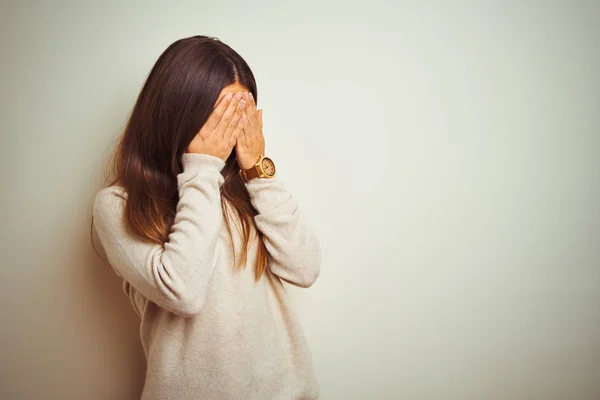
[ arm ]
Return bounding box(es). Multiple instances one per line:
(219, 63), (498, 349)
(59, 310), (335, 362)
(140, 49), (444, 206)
(92, 153), (225, 317)
(245, 175), (322, 287)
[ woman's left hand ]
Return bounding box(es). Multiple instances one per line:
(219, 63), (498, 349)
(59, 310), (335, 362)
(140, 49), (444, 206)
(236, 92), (265, 170)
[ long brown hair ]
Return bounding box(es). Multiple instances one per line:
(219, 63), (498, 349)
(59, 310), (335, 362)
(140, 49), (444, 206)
(91, 35), (269, 281)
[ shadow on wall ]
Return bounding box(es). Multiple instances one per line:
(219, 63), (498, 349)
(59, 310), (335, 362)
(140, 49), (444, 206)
(84, 215), (146, 398)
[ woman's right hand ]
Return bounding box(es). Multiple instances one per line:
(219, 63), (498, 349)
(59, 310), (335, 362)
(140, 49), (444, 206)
(186, 91), (248, 161)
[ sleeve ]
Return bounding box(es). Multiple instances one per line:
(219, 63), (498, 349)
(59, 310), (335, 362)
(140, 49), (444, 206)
(92, 152), (226, 317)
(245, 174), (322, 288)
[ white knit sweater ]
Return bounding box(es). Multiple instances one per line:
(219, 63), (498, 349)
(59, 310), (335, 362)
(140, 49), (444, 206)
(92, 152), (321, 399)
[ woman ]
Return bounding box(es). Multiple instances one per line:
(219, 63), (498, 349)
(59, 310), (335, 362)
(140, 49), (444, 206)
(91, 35), (321, 399)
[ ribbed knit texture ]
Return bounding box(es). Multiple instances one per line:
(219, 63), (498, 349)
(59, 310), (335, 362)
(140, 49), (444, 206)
(92, 152), (321, 399)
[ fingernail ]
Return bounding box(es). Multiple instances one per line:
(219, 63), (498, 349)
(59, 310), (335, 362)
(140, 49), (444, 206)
(234, 92), (242, 100)
(225, 93), (233, 100)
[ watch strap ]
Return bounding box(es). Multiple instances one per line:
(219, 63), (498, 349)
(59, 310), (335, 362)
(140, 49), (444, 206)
(240, 154), (275, 182)
(244, 165), (261, 181)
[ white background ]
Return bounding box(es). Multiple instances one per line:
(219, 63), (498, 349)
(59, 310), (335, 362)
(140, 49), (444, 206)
(1, 1), (599, 399)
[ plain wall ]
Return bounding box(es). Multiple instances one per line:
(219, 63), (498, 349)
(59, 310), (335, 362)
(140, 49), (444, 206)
(1, 1), (599, 399)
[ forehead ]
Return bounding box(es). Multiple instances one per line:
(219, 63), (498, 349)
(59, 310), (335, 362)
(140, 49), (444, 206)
(220, 82), (249, 95)
(215, 82), (251, 105)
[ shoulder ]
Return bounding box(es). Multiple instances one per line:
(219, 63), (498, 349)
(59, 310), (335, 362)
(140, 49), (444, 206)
(91, 186), (129, 261)
(93, 185), (128, 222)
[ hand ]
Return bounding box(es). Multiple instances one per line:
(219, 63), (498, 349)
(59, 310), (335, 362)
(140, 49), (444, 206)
(236, 92), (265, 170)
(186, 92), (248, 161)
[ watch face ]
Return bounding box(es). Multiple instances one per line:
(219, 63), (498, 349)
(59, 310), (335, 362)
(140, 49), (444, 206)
(261, 157), (276, 176)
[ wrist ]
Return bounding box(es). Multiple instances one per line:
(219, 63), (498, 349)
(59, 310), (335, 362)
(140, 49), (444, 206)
(238, 154), (262, 170)
(239, 154), (276, 182)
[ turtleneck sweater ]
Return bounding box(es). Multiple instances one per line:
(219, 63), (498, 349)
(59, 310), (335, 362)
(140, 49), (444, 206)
(92, 152), (321, 400)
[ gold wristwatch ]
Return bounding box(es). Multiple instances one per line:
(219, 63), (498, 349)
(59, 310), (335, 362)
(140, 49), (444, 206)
(239, 154), (276, 182)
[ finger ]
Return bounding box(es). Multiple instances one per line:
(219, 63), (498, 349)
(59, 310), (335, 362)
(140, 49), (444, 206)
(224, 102), (245, 141)
(204, 92), (233, 133)
(248, 94), (262, 132)
(228, 115), (247, 147)
(216, 92), (244, 138)
(226, 94), (248, 137)
(244, 92), (258, 124)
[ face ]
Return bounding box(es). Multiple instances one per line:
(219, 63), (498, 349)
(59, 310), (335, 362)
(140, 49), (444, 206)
(215, 82), (251, 156)
(215, 82), (251, 111)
